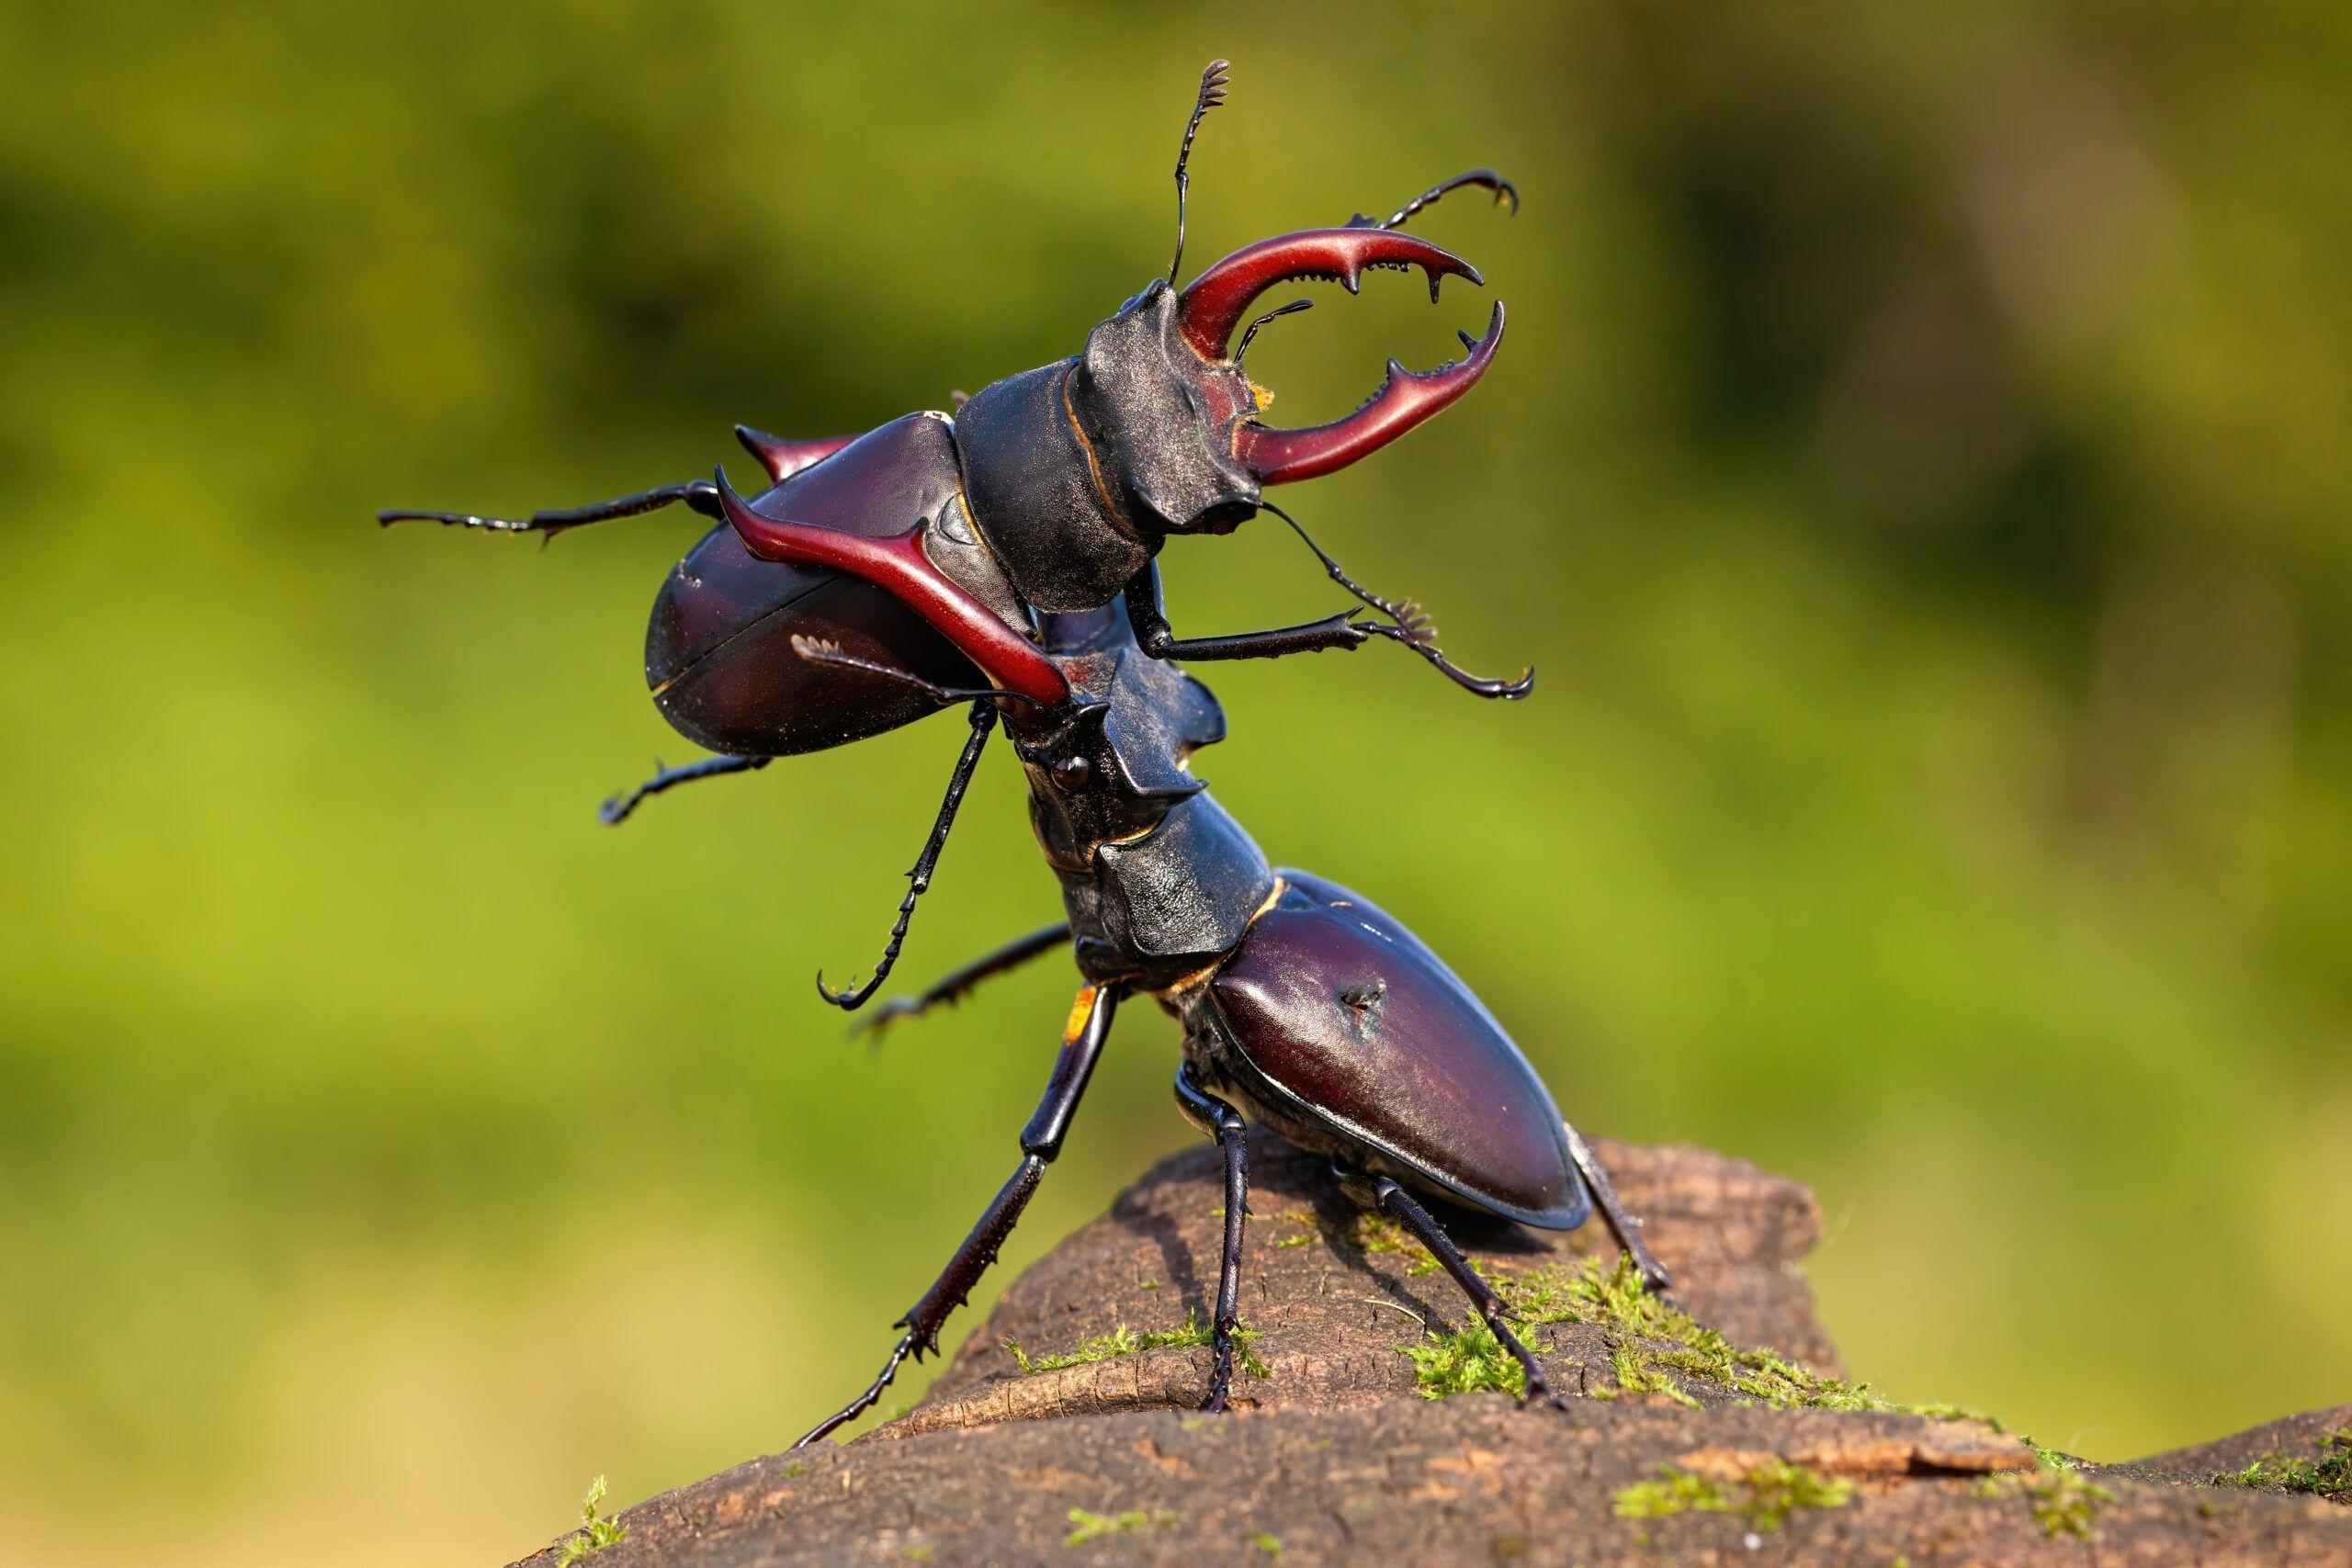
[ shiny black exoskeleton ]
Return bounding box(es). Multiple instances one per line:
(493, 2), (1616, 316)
(775, 604), (1669, 1446)
(379, 61), (1663, 1443)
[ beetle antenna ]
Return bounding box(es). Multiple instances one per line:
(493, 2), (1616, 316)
(789, 635), (1051, 709)
(817, 701), (998, 1011)
(1261, 500), (1534, 700)
(1166, 58), (1231, 288)
(1233, 299), (1312, 368)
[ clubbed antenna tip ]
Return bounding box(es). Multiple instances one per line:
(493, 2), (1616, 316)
(1168, 59), (1234, 288)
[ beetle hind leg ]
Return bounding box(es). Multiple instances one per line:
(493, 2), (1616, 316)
(1563, 1121), (1673, 1294)
(1365, 1173), (1566, 1411)
(1173, 1066), (1250, 1413)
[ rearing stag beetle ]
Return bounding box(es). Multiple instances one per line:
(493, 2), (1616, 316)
(382, 61), (1528, 1007)
(384, 62), (1668, 1439)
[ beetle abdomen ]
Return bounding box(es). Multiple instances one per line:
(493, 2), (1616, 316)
(647, 412), (1012, 756)
(1195, 870), (1589, 1231)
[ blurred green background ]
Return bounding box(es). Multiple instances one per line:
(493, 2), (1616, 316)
(5, 2), (2348, 1562)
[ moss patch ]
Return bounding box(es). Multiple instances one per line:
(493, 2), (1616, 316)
(2213, 1425), (2350, 1503)
(1399, 1324), (1526, 1400)
(1976, 1470), (2115, 1539)
(1612, 1466), (1731, 1519)
(1064, 1507), (1175, 1546)
(1497, 1255), (2054, 1458)
(1613, 1459), (1854, 1533)
(1347, 1213), (1441, 1275)
(1008, 1309), (1267, 1380)
(554, 1475), (628, 1567)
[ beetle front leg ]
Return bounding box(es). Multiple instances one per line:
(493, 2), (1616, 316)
(793, 985), (1122, 1448)
(1124, 561), (1372, 664)
(852, 921), (1073, 1045)
(815, 702), (999, 1012)
(378, 479), (721, 539)
(1262, 502), (1534, 699)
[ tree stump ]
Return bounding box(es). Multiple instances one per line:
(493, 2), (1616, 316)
(514, 1138), (2352, 1566)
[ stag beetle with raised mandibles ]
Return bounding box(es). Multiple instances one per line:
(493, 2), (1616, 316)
(381, 62), (1528, 1009)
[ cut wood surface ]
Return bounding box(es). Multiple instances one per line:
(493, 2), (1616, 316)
(514, 1138), (2351, 1566)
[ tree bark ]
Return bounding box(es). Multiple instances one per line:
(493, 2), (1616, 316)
(513, 1137), (2351, 1566)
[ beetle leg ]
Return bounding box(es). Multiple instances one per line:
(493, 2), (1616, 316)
(794, 986), (1123, 1448)
(1369, 1175), (1567, 1412)
(377, 479), (719, 540)
(598, 752), (770, 827)
(1346, 168), (1520, 232)
(1563, 1122), (1673, 1294)
(1124, 560), (1373, 664)
(816, 703), (998, 1012)
(852, 921), (1073, 1045)
(1173, 1067), (1251, 1413)
(1260, 501), (1534, 699)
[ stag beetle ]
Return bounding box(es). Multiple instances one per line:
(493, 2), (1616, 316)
(382, 62), (1528, 1008)
(767, 601), (1671, 1444)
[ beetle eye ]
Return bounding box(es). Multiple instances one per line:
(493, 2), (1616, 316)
(1051, 755), (1093, 791)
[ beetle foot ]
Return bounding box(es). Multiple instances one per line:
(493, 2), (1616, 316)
(1203, 1330), (1240, 1414)
(1522, 1371), (1573, 1415)
(1361, 617), (1535, 700)
(847, 995), (926, 1048)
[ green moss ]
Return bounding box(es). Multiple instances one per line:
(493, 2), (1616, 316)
(1006, 1309), (1266, 1379)
(1064, 1507), (1174, 1546)
(2025, 1470), (2114, 1539)
(1743, 1459), (1860, 1532)
(1250, 1531), (1283, 1556)
(1973, 1471), (2115, 1538)
(1346, 1213), (1441, 1275)
(554, 1475), (628, 1567)
(1498, 1254), (2051, 1456)
(780, 1462), (805, 1480)
(1612, 1461), (1852, 1533)
(2214, 1425), (2350, 1502)
(1613, 1466), (1733, 1519)
(1399, 1324), (1525, 1400)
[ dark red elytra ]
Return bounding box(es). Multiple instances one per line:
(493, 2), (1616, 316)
(1202, 869), (1588, 1230)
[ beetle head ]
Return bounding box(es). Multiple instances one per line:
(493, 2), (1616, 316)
(1068, 228), (1505, 537)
